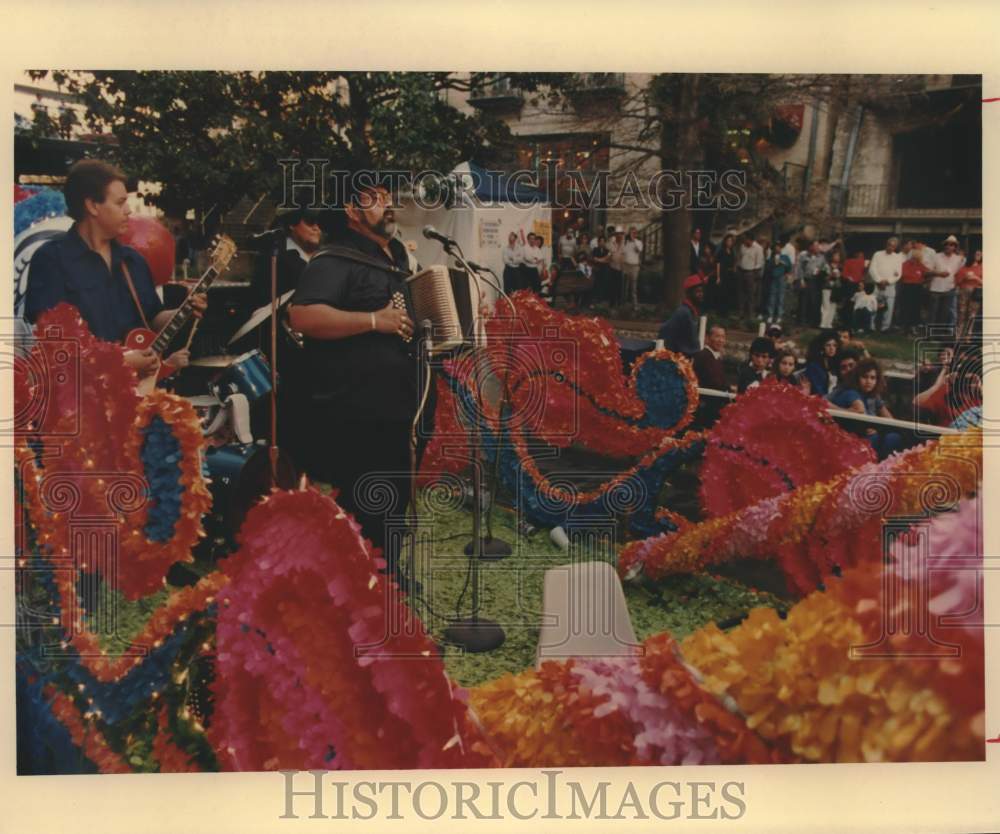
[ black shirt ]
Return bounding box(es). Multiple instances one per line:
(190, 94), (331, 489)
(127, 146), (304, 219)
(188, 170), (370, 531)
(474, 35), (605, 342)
(291, 229), (418, 420)
(256, 246), (308, 305)
(25, 225), (163, 342)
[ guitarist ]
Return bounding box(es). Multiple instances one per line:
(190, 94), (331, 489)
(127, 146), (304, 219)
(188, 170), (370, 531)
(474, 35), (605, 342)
(24, 160), (207, 381)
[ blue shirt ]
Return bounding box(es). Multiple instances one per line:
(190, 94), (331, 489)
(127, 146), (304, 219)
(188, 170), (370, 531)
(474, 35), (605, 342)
(764, 253), (792, 281)
(25, 225), (163, 343)
(803, 360), (834, 396)
(829, 387), (884, 416)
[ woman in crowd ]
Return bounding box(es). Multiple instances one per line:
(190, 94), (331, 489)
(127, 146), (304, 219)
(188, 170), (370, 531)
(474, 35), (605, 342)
(802, 330), (840, 397)
(913, 346), (982, 427)
(820, 250), (842, 328)
(699, 241), (718, 310)
(590, 234), (611, 304)
(715, 233), (737, 317)
(829, 357), (903, 460)
(956, 248), (983, 337)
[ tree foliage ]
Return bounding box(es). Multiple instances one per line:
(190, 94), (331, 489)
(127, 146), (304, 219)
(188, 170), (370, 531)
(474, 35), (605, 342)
(25, 70), (519, 216)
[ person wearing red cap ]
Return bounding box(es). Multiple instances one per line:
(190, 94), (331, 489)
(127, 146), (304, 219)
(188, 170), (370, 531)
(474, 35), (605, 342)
(658, 274), (704, 357)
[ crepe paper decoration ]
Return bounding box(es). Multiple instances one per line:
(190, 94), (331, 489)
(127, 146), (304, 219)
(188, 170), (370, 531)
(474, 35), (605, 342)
(619, 429), (982, 595)
(16, 305), (212, 600)
(700, 383), (875, 519)
(209, 488), (497, 771)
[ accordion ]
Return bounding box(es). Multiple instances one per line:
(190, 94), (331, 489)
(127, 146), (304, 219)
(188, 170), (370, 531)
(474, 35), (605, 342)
(398, 265), (478, 355)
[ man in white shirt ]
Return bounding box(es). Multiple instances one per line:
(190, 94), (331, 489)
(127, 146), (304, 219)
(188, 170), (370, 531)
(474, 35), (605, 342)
(522, 233), (545, 293)
(502, 230), (524, 293)
(926, 234), (964, 327)
(557, 228), (578, 268)
(867, 236), (904, 331)
(608, 226), (626, 306)
(736, 232), (765, 320)
(622, 226), (644, 310)
(780, 236), (797, 272)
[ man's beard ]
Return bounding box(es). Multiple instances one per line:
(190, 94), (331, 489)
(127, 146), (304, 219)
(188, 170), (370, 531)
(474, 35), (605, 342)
(356, 214), (390, 238)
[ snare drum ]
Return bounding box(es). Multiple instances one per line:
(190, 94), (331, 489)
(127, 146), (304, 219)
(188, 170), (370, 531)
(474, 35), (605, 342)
(209, 349), (273, 403)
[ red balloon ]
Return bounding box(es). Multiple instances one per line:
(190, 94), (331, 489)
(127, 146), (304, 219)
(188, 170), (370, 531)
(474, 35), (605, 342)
(118, 216), (175, 286)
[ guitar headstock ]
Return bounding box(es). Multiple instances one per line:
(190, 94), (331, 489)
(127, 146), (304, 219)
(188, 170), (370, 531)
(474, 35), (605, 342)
(208, 235), (238, 273)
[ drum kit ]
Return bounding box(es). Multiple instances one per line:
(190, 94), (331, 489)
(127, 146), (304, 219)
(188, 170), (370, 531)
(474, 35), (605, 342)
(178, 287), (299, 557)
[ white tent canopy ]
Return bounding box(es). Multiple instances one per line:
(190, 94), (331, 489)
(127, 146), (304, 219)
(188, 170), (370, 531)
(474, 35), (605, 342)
(394, 162), (550, 306)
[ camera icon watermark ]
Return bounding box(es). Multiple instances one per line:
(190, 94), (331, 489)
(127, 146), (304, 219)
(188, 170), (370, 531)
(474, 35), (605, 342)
(5, 321), (82, 439)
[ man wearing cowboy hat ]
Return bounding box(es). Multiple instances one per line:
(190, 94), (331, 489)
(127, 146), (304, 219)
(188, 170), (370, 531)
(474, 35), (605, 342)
(658, 274), (704, 357)
(925, 234), (965, 328)
(265, 205), (324, 298)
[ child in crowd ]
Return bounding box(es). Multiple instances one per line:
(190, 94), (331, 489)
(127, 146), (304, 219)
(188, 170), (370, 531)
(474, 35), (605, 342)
(852, 283), (878, 332)
(737, 336), (774, 393)
(767, 347), (802, 388)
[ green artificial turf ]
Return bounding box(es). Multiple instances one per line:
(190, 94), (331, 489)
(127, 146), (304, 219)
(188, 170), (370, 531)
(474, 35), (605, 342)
(403, 499), (784, 688)
(71, 464), (785, 693)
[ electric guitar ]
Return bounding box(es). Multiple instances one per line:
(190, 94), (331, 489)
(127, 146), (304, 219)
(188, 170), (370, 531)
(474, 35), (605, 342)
(127, 234), (237, 396)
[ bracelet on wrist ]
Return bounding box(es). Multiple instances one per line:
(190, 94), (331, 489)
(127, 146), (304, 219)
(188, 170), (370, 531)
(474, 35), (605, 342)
(370, 312), (376, 331)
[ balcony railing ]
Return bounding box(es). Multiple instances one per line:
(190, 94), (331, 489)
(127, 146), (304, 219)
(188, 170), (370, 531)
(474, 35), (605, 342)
(468, 74), (523, 109)
(567, 73), (627, 112)
(830, 183), (981, 219)
(575, 72), (626, 92)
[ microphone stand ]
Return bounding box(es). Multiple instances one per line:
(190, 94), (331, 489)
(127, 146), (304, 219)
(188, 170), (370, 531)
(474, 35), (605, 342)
(252, 227), (287, 486)
(443, 243), (512, 561)
(434, 241), (507, 653)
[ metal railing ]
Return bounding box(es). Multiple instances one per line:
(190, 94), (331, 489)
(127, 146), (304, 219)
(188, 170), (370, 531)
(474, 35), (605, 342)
(830, 183), (981, 218)
(575, 72), (626, 91)
(697, 388), (959, 436)
(469, 73), (522, 101)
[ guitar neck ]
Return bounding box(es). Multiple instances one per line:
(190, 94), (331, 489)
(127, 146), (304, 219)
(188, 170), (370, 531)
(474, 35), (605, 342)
(151, 266), (220, 355)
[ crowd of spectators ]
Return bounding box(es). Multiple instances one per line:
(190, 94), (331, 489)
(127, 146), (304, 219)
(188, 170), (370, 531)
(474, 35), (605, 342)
(693, 229), (982, 336)
(682, 322), (982, 459)
(505, 221), (981, 341)
(502, 221), (645, 310)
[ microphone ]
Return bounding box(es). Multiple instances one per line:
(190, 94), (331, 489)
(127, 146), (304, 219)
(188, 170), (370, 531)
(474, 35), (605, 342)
(423, 225), (457, 248)
(250, 228), (286, 241)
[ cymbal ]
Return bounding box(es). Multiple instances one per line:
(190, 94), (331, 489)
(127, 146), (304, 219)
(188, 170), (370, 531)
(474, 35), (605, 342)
(191, 355), (237, 368)
(228, 290), (295, 344)
(186, 394), (224, 407)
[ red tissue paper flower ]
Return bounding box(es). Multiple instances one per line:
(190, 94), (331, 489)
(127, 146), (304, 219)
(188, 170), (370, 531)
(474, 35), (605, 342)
(209, 488), (497, 771)
(16, 305), (211, 599)
(700, 383), (874, 519)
